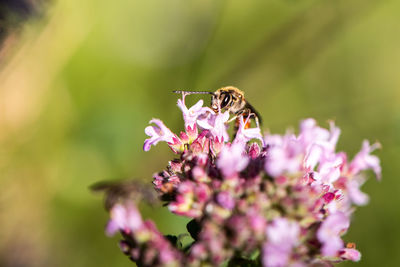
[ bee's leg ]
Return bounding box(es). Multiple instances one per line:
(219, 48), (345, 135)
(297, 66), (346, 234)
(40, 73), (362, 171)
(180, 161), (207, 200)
(244, 112), (253, 126)
(227, 114), (238, 124)
(231, 114), (241, 140)
(253, 114), (260, 128)
(231, 109), (248, 123)
(242, 109), (260, 128)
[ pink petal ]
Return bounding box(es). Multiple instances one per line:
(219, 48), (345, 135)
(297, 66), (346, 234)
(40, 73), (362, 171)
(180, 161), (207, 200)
(217, 143), (249, 177)
(350, 140), (381, 180)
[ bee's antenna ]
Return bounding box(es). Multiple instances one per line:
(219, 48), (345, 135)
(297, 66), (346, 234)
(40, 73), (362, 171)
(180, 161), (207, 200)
(173, 90), (215, 96)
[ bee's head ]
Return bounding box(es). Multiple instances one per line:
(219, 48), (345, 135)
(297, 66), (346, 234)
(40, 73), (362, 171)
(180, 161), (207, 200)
(211, 86), (244, 113)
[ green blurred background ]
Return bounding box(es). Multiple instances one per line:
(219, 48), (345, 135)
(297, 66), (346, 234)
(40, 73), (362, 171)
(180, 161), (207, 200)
(0, 0), (399, 266)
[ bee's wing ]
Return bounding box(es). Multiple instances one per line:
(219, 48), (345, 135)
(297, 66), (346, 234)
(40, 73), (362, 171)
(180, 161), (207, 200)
(90, 179), (158, 210)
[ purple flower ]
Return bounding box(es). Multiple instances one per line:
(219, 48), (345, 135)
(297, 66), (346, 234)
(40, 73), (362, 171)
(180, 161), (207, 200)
(216, 191), (235, 210)
(299, 119), (339, 149)
(303, 120), (339, 168)
(347, 177), (369, 206)
(197, 110), (230, 143)
(233, 116), (264, 145)
(263, 218), (300, 267)
(349, 140), (381, 180)
(177, 98), (204, 127)
(106, 203), (143, 236)
(168, 181), (210, 218)
(317, 212), (349, 257)
(177, 98), (213, 142)
(315, 154), (343, 184)
(248, 142), (261, 159)
(302, 120), (340, 170)
(264, 133), (302, 177)
(217, 143), (249, 178)
(190, 130), (210, 155)
(143, 119), (183, 152)
(114, 218), (183, 266)
(339, 247), (361, 262)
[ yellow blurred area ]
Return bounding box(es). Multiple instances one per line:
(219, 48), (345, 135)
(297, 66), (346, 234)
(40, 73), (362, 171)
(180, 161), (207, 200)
(0, 0), (399, 266)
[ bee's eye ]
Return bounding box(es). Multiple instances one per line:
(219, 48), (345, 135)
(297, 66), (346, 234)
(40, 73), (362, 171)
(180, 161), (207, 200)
(221, 94), (231, 108)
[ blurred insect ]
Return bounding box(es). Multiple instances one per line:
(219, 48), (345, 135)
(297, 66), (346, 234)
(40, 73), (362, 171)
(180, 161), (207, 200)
(173, 86), (262, 129)
(90, 179), (158, 211)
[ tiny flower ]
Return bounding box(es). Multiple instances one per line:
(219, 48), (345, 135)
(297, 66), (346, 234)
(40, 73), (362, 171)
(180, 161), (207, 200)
(196, 221), (230, 265)
(347, 177), (369, 206)
(226, 215), (249, 247)
(179, 131), (190, 143)
(322, 192), (335, 204)
(303, 120), (340, 170)
(217, 143), (249, 178)
(339, 247), (361, 262)
(316, 155), (343, 184)
(106, 203), (143, 236)
(264, 133), (302, 177)
(299, 119), (331, 149)
(349, 140), (381, 180)
(192, 166), (209, 182)
(190, 130), (210, 155)
(169, 160), (183, 173)
(248, 142), (261, 159)
(263, 218), (300, 267)
(233, 116), (264, 146)
(317, 212), (349, 257)
(177, 98), (203, 127)
(169, 181), (210, 217)
(143, 119), (183, 152)
(197, 110), (230, 143)
(216, 191), (235, 210)
(177, 98), (213, 142)
(249, 213), (267, 237)
(211, 135), (224, 155)
(189, 243), (207, 261)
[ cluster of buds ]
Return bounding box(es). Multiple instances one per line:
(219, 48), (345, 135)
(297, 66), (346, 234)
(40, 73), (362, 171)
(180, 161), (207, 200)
(104, 94), (381, 267)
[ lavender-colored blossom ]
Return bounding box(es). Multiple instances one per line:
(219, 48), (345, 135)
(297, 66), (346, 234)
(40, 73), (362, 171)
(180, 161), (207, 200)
(168, 181), (210, 218)
(339, 247), (361, 261)
(317, 211), (350, 257)
(299, 119), (332, 148)
(233, 116), (264, 145)
(216, 191), (235, 210)
(350, 140), (382, 180)
(347, 177), (369, 205)
(106, 203), (143, 236)
(316, 154), (343, 184)
(177, 98), (213, 142)
(302, 120), (340, 170)
(197, 110), (230, 143)
(143, 119), (183, 152)
(217, 143), (249, 178)
(99, 92), (381, 267)
(190, 130), (210, 156)
(263, 218), (300, 267)
(264, 133), (302, 177)
(177, 98), (204, 127)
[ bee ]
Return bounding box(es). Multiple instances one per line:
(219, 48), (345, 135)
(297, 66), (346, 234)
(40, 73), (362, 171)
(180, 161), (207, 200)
(173, 86), (262, 129)
(90, 179), (158, 211)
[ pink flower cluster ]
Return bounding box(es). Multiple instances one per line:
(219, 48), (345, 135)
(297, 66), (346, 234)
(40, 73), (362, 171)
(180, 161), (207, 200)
(105, 94), (381, 267)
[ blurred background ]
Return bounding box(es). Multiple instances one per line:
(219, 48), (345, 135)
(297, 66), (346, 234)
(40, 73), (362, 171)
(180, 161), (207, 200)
(0, 0), (399, 266)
